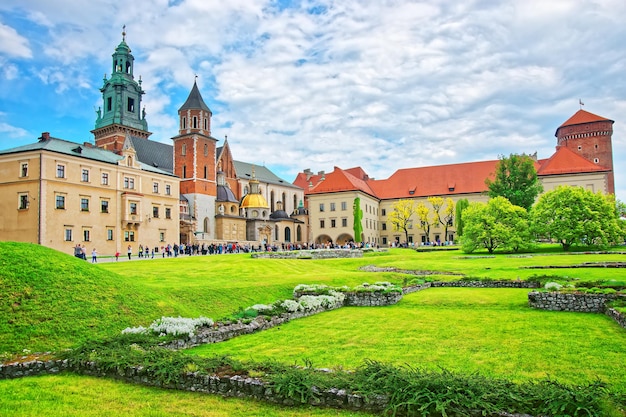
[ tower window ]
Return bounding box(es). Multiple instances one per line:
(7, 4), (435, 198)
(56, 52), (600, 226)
(594, 158), (599, 164)
(181, 144), (186, 156)
(182, 117), (186, 129)
(204, 144), (208, 156)
(107, 97), (112, 112)
(127, 98), (135, 113)
(193, 116), (197, 129)
(182, 165), (187, 178)
(204, 118), (208, 130)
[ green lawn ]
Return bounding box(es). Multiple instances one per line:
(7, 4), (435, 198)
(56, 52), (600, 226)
(188, 288), (626, 390)
(1, 242), (625, 416)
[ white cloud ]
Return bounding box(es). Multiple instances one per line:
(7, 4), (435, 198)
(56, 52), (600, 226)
(0, 21), (31, 58)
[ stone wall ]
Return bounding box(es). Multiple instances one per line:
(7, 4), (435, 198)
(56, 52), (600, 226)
(432, 281), (540, 289)
(252, 249), (363, 259)
(606, 308), (626, 329)
(343, 291), (402, 307)
(527, 291), (620, 313)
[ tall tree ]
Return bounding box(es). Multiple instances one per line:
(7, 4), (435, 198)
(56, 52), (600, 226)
(461, 197), (532, 254)
(531, 186), (625, 250)
(485, 153), (543, 210)
(353, 197), (364, 243)
(416, 202), (432, 243)
(388, 199), (417, 244)
(429, 196), (455, 242)
(455, 198), (470, 237)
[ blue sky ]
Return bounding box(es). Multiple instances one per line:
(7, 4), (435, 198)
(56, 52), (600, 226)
(1, 0), (625, 202)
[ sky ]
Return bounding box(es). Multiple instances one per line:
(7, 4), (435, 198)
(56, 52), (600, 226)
(1, 0), (625, 202)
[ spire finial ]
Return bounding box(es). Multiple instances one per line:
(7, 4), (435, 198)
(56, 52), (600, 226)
(122, 25), (126, 41)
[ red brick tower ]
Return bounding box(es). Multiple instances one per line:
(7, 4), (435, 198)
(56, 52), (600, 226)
(172, 81), (218, 240)
(555, 109), (615, 194)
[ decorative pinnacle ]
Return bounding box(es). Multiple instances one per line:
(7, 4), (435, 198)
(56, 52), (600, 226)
(122, 25), (126, 41)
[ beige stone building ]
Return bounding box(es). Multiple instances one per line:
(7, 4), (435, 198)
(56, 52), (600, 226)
(294, 109), (616, 247)
(0, 133), (180, 256)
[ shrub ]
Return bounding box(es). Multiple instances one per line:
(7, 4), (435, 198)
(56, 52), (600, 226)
(122, 316), (213, 338)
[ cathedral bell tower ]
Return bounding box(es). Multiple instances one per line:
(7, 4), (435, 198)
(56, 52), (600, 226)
(172, 80), (219, 241)
(92, 27), (151, 152)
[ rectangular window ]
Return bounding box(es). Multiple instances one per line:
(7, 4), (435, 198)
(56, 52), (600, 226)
(129, 202), (137, 215)
(152, 206), (159, 218)
(330, 202), (336, 211)
(381, 209), (386, 216)
(65, 229), (73, 242)
(83, 229), (90, 242)
(124, 231), (135, 242)
(319, 203), (325, 212)
(80, 198), (89, 212)
(320, 219), (325, 228)
(165, 184), (171, 195)
(341, 218), (347, 227)
(127, 97), (135, 112)
(341, 201), (347, 211)
(106, 97), (112, 112)
(331, 219), (336, 228)
(124, 177), (135, 189)
(101, 200), (109, 213)
(20, 163), (28, 177)
(107, 229), (114, 241)
(101, 172), (109, 185)
(165, 207), (171, 219)
(56, 164), (65, 178)
(382, 237), (387, 245)
(81, 169), (89, 182)
(181, 144), (187, 156)
(56, 195), (65, 209)
(153, 182), (159, 193)
(18, 194), (29, 210)
(159, 232), (165, 242)
(382, 223), (387, 231)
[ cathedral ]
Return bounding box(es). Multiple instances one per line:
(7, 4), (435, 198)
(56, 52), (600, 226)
(0, 31), (307, 255)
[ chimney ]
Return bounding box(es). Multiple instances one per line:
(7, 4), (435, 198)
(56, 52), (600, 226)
(39, 132), (50, 141)
(304, 168), (313, 181)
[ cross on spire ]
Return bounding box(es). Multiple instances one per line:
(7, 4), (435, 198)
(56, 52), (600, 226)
(122, 25), (126, 41)
(579, 98), (585, 109)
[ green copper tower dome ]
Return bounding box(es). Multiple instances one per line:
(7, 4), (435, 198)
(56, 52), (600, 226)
(94, 27), (148, 132)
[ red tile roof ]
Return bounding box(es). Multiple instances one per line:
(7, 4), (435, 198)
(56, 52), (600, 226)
(537, 146), (609, 175)
(304, 166), (377, 196)
(558, 109), (613, 129)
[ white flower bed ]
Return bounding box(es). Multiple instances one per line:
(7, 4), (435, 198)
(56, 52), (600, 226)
(122, 316), (213, 338)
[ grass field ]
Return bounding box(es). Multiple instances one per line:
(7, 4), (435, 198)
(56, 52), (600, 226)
(1, 241), (625, 415)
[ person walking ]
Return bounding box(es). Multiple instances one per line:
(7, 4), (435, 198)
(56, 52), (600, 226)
(91, 248), (97, 263)
(127, 244), (132, 260)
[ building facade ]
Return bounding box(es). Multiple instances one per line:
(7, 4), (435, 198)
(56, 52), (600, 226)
(294, 109), (615, 247)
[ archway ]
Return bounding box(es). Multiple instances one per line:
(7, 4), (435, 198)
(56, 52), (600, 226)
(315, 234), (333, 245)
(336, 233), (354, 245)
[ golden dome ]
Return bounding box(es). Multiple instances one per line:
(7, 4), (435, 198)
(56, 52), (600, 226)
(240, 193), (268, 209)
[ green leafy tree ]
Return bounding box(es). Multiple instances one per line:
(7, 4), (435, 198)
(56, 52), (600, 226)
(531, 186), (625, 251)
(353, 197), (364, 243)
(455, 198), (470, 237)
(485, 154), (543, 210)
(388, 199), (417, 244)
(416, 202), (432, 243)
(429, 197), (455, 242)
(461, 197), (532, 254)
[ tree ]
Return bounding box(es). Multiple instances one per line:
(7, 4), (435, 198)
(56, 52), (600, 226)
(461, 197), (532, 253)
(416, 202), (432, 243)
(429, 196), (455, 242)
(455, 198), (470, 237)
(388, 199), (417, 244)
(531, 186), (625, 251)
(353, 197), (363, 243)
(485, 154), (543, 210)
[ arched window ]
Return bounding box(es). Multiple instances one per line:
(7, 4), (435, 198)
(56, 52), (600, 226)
(296, 225), (302, 242)
(275, 225), (279, 240)
(270, 191), (275, 212)
(282, 192), (286, 210)
(243, 186), (249, 195)
(204, 144), (208, 156)
(127, 156), (132, 166)
(181, 144), (186, 156)
(204, 165), (207, 179)
(284, 227), (291, 242)
(293, 195), (297, 212)
(203, 217), (210, 233)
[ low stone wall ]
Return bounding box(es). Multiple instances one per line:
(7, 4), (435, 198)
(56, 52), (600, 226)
(527, 292), (620, 313)
(402, 282), (432, 294)
(343, 291), (402, 307)
(252, 249), (363, 259)
(606, 308), (626, 329)
(432, 280), (541, 289)
(163, 306), (340, 350)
